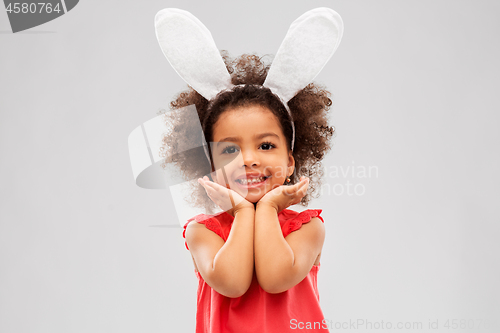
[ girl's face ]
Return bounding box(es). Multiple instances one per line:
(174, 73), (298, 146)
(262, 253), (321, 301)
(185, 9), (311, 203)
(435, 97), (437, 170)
(210, 105), (295, 203)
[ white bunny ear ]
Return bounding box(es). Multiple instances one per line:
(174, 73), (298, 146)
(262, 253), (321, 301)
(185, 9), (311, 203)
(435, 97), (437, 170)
(155, 8), (232, 100)
(263, 7), (344, 102)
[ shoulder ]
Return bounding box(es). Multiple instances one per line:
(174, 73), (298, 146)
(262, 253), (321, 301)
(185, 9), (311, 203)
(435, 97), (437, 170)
(283, 209), (325, 250)
(279, 208), (323, 223)
(279, 208), (324, 238)
(285, 216), (325, 242)
(184, 213), (232, 247)
(184, 220), (225, 252)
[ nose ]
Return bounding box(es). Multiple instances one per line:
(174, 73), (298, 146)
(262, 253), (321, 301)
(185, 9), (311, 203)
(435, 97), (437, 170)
(241, 148), (260, 167)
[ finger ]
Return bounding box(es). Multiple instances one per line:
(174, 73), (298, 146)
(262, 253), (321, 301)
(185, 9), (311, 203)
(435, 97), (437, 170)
(297, 180), (309, 196)
(206, 181), (228, 195)
(203, 180), (221, 190)
(202, 180), (214, 187)
(298, 177), (309, 189)
(286, 180), (304, 194)
(204, 182), (232, 204)
(283, 179), (306, 197)
(205, 188), (227, 209)
(228, 189), (236, 208)
(202, 183), (215, 195)
(199, 179), (211, 192)
(287, 185), (299, 195)
(203, 187), (216, 203)
(206, 186), (225, 203)
(296, 177), (308, 186)
(204, 179), (223, 189)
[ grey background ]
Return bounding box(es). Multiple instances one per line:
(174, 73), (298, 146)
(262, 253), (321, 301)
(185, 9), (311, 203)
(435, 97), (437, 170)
(1, 0), (499, 332)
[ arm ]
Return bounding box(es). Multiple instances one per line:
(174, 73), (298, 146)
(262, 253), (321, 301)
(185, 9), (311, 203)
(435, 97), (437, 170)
(185, 207), (255, 298)
(254, 203), (325, 294)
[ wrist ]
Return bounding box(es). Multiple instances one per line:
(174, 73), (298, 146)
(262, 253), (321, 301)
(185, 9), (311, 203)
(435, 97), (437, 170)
(233, 205), (255, 217)
(256, 200), (279, 213)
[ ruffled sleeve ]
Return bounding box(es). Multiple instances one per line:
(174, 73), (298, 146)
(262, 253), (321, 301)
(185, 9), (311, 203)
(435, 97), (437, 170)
(279, 209), (324, 238)
(182, 213), (229, 250)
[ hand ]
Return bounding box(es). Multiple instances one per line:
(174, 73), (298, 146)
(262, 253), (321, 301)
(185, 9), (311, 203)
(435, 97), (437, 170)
(198, 176), (254, 217)
(257, 176), (309, 213)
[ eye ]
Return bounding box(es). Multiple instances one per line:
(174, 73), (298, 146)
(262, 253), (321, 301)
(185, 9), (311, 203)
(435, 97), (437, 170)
(221, 145), (239, 154)
(260, 141), (276, 150)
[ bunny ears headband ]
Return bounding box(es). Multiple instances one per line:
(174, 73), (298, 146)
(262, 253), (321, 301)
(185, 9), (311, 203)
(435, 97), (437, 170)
(156, 7), (343, 153)
(128, 7), (343, 189)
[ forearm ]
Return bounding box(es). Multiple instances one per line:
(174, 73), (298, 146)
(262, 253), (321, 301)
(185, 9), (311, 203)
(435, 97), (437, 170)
(210, 207), (255, 296)
(254, 203), (295, 291)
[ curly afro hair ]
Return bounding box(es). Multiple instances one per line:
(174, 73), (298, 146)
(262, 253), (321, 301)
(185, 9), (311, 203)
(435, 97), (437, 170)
(160, 52), (335, 214)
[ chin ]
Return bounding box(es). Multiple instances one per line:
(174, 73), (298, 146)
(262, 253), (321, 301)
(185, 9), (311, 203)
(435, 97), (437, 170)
(245, 195), (263, 204)
(242, 192), (266, 204)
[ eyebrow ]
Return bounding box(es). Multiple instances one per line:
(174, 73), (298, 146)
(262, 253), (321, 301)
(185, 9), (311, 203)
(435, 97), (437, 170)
(216, 132), (280, 147)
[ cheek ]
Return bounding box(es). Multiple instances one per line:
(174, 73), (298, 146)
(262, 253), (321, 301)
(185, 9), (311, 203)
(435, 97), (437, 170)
(213, 156), (242, 177)
(213, 154), (243, 172)
(267, 158), (290, 178)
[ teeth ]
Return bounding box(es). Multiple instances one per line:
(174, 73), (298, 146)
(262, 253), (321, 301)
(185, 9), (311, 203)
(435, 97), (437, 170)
(237, 176), (266, 185)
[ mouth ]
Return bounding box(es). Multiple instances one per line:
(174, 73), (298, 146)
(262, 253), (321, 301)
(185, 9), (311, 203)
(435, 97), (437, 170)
(235, 176), (270, 188)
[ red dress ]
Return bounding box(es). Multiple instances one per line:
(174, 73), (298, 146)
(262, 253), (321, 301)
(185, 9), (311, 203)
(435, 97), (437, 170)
(182, 209), (329, 333)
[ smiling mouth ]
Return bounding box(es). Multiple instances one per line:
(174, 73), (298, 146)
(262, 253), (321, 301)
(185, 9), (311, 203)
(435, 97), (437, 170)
(235, 176), (269, 185)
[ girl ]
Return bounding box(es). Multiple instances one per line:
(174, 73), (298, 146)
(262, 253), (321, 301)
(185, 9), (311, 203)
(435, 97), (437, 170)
(157, 8), (342, 332)
(166, 55), (334, 332)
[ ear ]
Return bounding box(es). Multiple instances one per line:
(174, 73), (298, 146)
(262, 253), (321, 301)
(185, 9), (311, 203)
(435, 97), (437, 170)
(287, 151), (295, 176)
(263, 7), (344, 102)
(155, 8), (233, 100)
